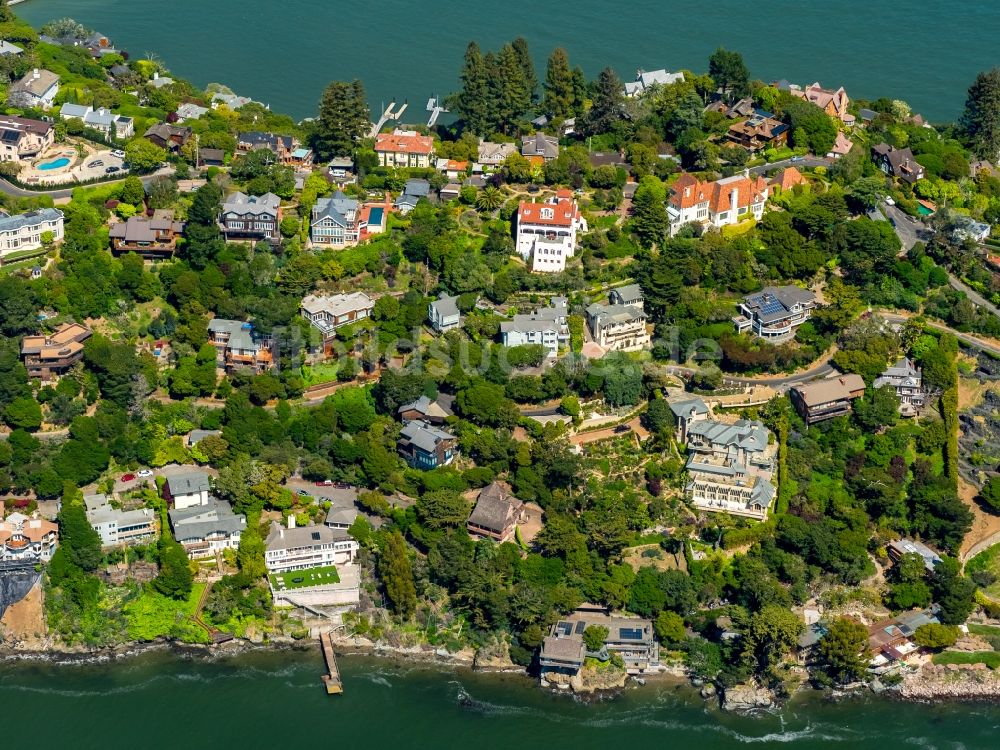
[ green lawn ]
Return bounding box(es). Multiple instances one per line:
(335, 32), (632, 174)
(123, 583), (209, 643)
(301, 362), (342, 387)
(966, 544), (1000, 599)
(932, 651), (1000, 669)
(269, 565), (340, 591)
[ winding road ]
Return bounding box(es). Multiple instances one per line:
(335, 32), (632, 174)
(0, 167), (175, 199)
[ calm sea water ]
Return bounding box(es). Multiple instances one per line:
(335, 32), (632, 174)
(14, 0), (1000, 123)
(0, 650), (998, 749)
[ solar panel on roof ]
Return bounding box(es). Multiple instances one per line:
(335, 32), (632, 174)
(574, 621), (587, 635)
(619, 627), (643, 640)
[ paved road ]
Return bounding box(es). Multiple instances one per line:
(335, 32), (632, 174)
(667, 354), (837, 393)
(0, 166), (175, 199)
(748, 156), (832, 176)
(880, 312), (1000, 357)
(883, 203), (933, 252)
(948, 275), (1000, 319)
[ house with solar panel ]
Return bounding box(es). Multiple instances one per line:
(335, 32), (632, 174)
(733, 285), (816, 341)
(684, 418), (777, 521)
(539, 607), (659, 683)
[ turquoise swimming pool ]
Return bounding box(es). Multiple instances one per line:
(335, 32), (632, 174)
(38, 157), (70, 171)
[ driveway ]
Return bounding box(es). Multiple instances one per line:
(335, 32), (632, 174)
(883, 202), (933, 252)
(948, 275), (1000, 320)
(0, 165), (175, 199)
(748, 156), (832, 176)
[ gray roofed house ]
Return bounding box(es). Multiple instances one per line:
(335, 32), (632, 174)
(324, 505), (360, 530)
(398, 420), (458, 469)
(428, 293), (461, 332)
(198, 147), (225, 166)
(586, 302), (649, 352)
(624, 68), (685, 97)
(394, 178), (431, 214)
(398, 394), (454, 425)
(887, 538), (942, 573)
(874, 357), (926, 416)
(211, 91), (253, 109)
(149, 74), (174, 89)
(300, 292), (375, 343)
(264, 518), (359, 573)
(85, 494), (156, 549)
(734, 285), (817, 341)
(872, 143), (925, 184)
(520, 132), (559, 161)
(187, 429), (222, 447)
(500, 297), (569, 357)
(858, 108), (879, 125)
(175, 103), (209, 122)
(467, 482), (523, 543)
(108, 213), (185, 256)
(220, 191), (281, 242)
(169, 500), (245, 558)
(669, 397), (709, 442)
(310, 190), (360, 246)
(9, 69), (60, 109)
(609, 284), (644, 308)
(59, 103), (92, 119)
(477, 140), (517, 166)
(540, 610), (659, 676)
(0, 207), (63, 236)
(0, 41), (23, 56)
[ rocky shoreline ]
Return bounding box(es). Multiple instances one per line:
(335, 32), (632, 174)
(901, 662), (1000, 703)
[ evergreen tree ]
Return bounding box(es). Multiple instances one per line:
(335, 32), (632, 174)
(491, 43), (531, 134)
(570, 66), (588, 117)
(630, 181), (669, 248)
(543, 48), (575, 121)
(511, 37), (537, 104)
(181, 182), (224, 269)
(379, 530), (416, 616)
(581, 67), (624, 136)
(960, 68), (1000, 160)
(236, 520), (266, 580)
(153, 523), (194, 600)
(708, 47), (750, 102)
(452, 42), (491, 136)
(314, 80), (371, 159)
(816, 617), (870, 683)
(57, 487), (102, 572)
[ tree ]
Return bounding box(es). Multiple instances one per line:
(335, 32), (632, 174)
(476, 186), (504, 211)
(630, 179), (670, 249)
(816, 617), (870, 683)
(153, 530), (194, 599)
(582, 67), (624, 136)
(119, 175), (145, 205)
(854, 386), (900, 430)
(452, 42), (491, 136)
(379, 530), (416, 617)
(489, 43), (532, 133)
(511, 37), (536, 104)
(655, 610), (687, 645)
(3, 396), (42, 431)
(57, 489), (102, 572)
(543, 47), (575, 122)
(708, 48), (750, 101)
(236, 523), (266, 580)
(741, 604), (803, 676)
(314, 80), (370, 159)
(931, 557), (977, 625)
(124, 137), (166, 174)
(960, 68), (1000, 160)
(643, 399), (676, 436)
(583, 624), (609, 652)
(914, 622), (961, 649)
(981, 475), (1000, 512)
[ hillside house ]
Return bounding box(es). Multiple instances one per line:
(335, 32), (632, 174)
(733, 286), (817, 341)
(790, 375), (866, 424)
(514, 190), (587, 273)
(207, 318), (274, 373)
(375, 129), (434, 168)
(500, 297), (570, 357)
(398, 420), (458, 469)
(0, 512), (58, 562)
(667, 171), (769, 236)
(466, 482), (524, 543)
(0, 116), (55, 162)
(220, 192), (281, 243)
(20, 322), (90, 381)
(8, 69), (59, 109)
(109, 212), (185, 257)
(0, 207), (64, 262)
(428, 293), (461, 332)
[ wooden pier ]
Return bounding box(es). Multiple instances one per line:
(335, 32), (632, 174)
(320, 631), (343, 694)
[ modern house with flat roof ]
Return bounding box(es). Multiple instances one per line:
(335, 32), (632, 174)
(624, 68), (685, 97)
(500, 297), (570, 357)
(398, 420), (458, 469)
(20, 322), (91, 381)
(84, 493), (156, 549)
(887, 539), (942, 573)
(540, 609), (659, 677)
(790, 375), (866, 424)
(0, 207), (64, 263)
(733, 286), (817, 341)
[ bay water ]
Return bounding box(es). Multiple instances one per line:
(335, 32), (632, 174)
(14, 0), (1000, 123)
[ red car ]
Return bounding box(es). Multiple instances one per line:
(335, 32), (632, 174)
(121, 473), (136, 482)
(314, 479), (333, 486)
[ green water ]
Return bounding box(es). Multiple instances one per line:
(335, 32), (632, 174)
(15, 0), (1000, 122)
(1, 650), (999, 748)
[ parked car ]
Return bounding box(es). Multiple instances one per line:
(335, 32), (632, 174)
(790, 156), (804, 163)
(111, 149), (126, 158)
(297, 489), (311, 496)
(105, 166), (121, 174)
(137, 469), (154, 479)
(87, 160), (103, 168)
(315, 479), (333, 486)
(884, 196), (896, 206)
(120, 473), (136, 482)
(613, 424), (631, 434)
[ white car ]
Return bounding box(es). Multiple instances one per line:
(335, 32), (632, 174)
(111, 149), (126, 158)
(884, 196), (896, 206)
(137, 469), (154, 478)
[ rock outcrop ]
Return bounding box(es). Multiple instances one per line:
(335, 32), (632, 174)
(721, 682), (776, 712)
(902, 662), (1000, 701)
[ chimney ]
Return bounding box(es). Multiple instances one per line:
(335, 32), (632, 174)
(153, 72), (159, 81)
(287, 515), (296, 529)
(33, 68), (39, 79)
(730, 188), (739, 212)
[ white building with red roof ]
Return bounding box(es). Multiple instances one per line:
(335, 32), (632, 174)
(374, 129), (434, 168)
(667, 170), (770, 236)
(514, 190), (588, 273)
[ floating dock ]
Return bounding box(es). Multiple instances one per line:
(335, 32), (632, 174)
(320, 631), (343, 694)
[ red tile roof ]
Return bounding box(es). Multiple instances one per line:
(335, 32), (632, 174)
(669, 172), (769, 213)
(772, 167), (805, 191)
(518, 195), (581, 227)
(375, 132), (434, 155)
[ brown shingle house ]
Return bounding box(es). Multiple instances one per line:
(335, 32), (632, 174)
(790, 374), (866, 424)
(20, 322), (92, 381)
(109, 212), (185, 257)
(466, 482), (524, 543)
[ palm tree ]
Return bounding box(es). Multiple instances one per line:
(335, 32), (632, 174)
(476, 186), (504, 212)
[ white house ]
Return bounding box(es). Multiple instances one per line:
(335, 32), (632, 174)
(514, 190), (587, 273)
(874, 357), (927, 417)
(500, 297), (569, 357)
(169, 500), (246, 559)
(162, 471), (211, 510)
(428, 294), (461, 332)
(624, 69), (685, 97)
(586, 301), (650, 352)
(667, 171), (769, 236)
(264, 517), (359, 573)
(310, 191), (361, 247)
(84, 494), (156, 549)
(8, 69), (59, 109)
(733, 286), (817, 341)
(0, 512), (58, 562)
(300, 292), (375, 345)
(59, 104), (134, 138)
(0, 208), (64, 262)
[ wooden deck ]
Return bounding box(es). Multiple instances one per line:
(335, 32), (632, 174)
(320, 631), (343, 694)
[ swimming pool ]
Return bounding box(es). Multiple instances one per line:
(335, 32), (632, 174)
(37, 157), (70, 171)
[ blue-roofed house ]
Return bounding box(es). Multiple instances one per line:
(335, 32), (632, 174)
(734, 285), (816, 341)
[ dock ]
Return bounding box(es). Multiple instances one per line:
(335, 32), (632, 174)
(368, 101), (408, 138)
(319, 631), (343, 694)
(426, 97), (448, 128)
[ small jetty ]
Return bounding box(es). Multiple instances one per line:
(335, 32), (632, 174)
(426, 96), (448, 128)
(319, 631), (343, 694)
(369, 101), (408, 138)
